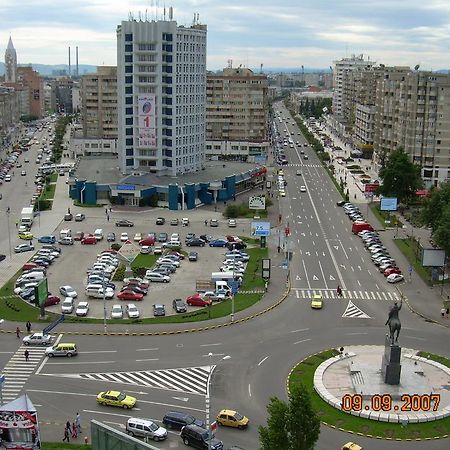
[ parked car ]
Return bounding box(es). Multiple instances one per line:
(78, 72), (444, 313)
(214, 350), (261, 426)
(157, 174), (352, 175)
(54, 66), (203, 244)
(387, 273), (404, 284)
(173, 298), (188, 313)
(75, 301), (90, 316)
(74, 213), (85, 222)
(158, 232), (168, 242)
(188, 251), (198, 262)
(170, 218), (179, 226)
(153, 304), (166, 316)
(117, 290), (144, 301)
(186, 293), (212, 307)
(209, 239), (228, 248)
(126, 303), (140, 319)
(186, 238), (206, 247)
(111, 304), (124, 319)
(115, 219), (134, 227)
(74, 231), (85, 241)
(120, 233), (129, 242)
(209, 219), (219, 227)
(61, 297), (75, 314)
(106, 232), (116, 242)
(156, 217), (166, 225)
(81, 235), (97, 245)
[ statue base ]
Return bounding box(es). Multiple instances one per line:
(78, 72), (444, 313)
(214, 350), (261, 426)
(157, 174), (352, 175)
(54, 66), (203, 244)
(381, 335), (402, 385)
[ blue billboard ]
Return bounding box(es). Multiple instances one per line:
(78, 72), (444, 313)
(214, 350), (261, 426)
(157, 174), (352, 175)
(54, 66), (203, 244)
(380, 197), (398, 211)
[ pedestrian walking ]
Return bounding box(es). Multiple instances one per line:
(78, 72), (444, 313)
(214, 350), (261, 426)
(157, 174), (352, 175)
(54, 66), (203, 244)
(204, 220), (207, 226)
(105, 208), (108, 215)
(446, 308), (449, 319)
(441, 307), (446, 319)
(67, 207), (71, 214)
(24, 350), (29, 362)
(265, 281), (268, 292)
(26, 321), (31, 333)
(106, 214), (110, 222)
(75, 412), (81, 432)
(15, 220), (18, 228)
(337, 285), (343, 297)
(109, 206), (112, 213)
(71, 422), (78, 438)
(62, 427), (70, 442)
(16, 327), (20, 338)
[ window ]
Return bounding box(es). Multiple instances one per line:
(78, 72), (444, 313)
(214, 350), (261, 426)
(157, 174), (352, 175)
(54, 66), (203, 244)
(125, 76), (132, 84)
(125, 65), (132, 73)
(125, 97), (133, 105)
(125, 54), (132, 63)
(126, 138), (133, 145)
(126, 107), (133, 115)
(126, 128), (133, 135)
(125, 44), (132, 52)
(126, 158), (134, 166)
(125, 86), (132, 94)
(126, 149), (133, 156)
(125, 33), (133, 42)
(126, 117), (133, 125)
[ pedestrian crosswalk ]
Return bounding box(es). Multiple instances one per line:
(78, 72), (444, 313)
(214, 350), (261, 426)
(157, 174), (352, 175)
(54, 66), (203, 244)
(283, 163), (322, 168)
(0, 346), (47, 403)
(293, 288), (400, 302)
(342, 300), (371, 319)
(67, 366), (212, 396)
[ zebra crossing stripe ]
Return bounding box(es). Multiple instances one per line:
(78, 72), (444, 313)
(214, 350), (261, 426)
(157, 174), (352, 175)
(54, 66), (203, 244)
(293, 288), (399, 302)
(342, 300), (371, 319)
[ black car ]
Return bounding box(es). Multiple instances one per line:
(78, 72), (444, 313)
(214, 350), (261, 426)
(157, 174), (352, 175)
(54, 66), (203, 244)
(156, 217), (166, 225)
(162, 411), (205, 431)
(188, 251), (198, 261)
(226, 241), (247, 251)
(153, 304), (166, 316)
(158, 232), (168, 242)
(186, 238), (205, 247)
(199, 234), (212, 243)
(180, 424), (223, 450)
(115, 219), (134, 227)
(0, 254), (6, 262)
(107, 232), (116, 242)
(121, 284), (147, 295)
(30, 258), (50, 267)
(173, 298), (188, 313)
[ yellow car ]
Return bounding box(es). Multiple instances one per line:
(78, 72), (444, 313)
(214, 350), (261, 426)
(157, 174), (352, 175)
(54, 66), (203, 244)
(341, 443), (363, 450)
(311, 294), (323, 309)
(279, 191), (286, 197)
(216, 409), (249, 429)
(96, 390), (136, 409)
(18, 232), (33, 240)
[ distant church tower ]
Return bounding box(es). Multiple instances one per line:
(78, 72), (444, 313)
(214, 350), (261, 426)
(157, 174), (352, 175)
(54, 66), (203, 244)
(5, 36), (17, 82)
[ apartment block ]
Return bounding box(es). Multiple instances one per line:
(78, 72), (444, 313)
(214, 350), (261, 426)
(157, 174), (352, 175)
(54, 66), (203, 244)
(206, 67), (268, 161)
(0, 86), (20, 136)
(16, 67), (44, 118)
(81, 66), (118, 139)
(116, 14), (207, 176)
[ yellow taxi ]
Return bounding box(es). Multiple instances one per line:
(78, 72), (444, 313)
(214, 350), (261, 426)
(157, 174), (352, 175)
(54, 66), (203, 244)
(341, 443), (363, 450)
(278, 169), (284, 176)
(18, 232), (33, 240)
(216, 409), (249, 429)
(311, 294), (323, 309)
(279, 190), (286, 197)
(96, 390), (137, 409)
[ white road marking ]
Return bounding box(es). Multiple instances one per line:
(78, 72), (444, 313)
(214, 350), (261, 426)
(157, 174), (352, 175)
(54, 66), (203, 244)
(318, 260), (328, 289)
(136, 348), (159, 351)
(45, 361), (117, 365)
(302, 259), (311, 289)
(135, 358), (159, 362)
(202, 353), (225, 357)
(293, 339), (312, 345)
(346, 332), (368, 336)
(403, 335), (426, 341)
(200, 343), (223, 347)
(257, 356), (268, 366)
(290, 328), (309, 333)
(248, 384), (252, 397)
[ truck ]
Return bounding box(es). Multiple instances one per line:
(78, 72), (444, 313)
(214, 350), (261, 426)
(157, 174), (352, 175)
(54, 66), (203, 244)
(21, 206), (35, 228)
(211, 271), (243, 283)
(196, 279), (232, 294)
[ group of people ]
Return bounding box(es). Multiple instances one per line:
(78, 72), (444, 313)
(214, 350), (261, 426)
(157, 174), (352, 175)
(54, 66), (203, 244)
(440, 307), (449, 319)
(62, 413), (81, 442)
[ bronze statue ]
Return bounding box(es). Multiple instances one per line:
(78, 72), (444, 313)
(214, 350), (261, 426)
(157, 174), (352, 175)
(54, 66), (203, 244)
(385, 298), (402, 344)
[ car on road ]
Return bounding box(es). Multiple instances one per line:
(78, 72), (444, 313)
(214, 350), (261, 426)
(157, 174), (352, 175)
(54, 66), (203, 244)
(156, 217), (166, 225)
(300, 186), (307, 192)
(45, 343), (78, 358)
(38, 235), (56, 244)
(74, 213), (85, 222)
(111, 304), (124, 319)
(126, 303), (140, 318)
(387, 273), (404, 284)
(61, 297), (75, 314)
(23, 332), (53, 346)
(117, 290), (144, 301)
(188, 251), (198, 262)
(18, 232), (33, 240)
(186, 293), (212, 307)
(44, 295), (61, 307)
(341, 443), (362, 450)
(209, 219), (219, 227)
(14, 243), (34, 253)
(21, 170), (26, 176)
(170, 218), (179, 226)
(96, 390), (136, 409)
(216, 409), (249, 429)
(58, 236), (74, 245)
(74, 231), (85, 241)
(115, 219), (134, 227)
(81, 234), (97, 245)
(180, 424), (223, 450)
(75, 301), (89, 316)
(64, 213), (73, 221)
(228, 219), (237, 228)
(60, 285), (78, 298)
(186, 238), (205, 247)
(153, 304), (166, 316)
(311, 294), (323, 309)
(209, 239), (228, 248)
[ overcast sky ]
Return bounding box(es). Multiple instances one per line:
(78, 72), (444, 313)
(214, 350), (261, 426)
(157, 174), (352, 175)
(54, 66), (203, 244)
(1, 0), (449, 70)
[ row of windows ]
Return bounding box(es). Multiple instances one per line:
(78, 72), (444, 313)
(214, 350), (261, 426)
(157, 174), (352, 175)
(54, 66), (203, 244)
(175, 105), (204, 115)
(176, 85), (203, 94)
(176, 42), (205, 52)
(175, 135), (203, 146)
(176, 74), (205, 84)
(175, 64), (205, 74)
(176, 54), (205, 63)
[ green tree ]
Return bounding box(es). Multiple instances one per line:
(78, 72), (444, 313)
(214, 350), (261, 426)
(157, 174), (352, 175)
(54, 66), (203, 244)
(259, 384), (320, 450)
(420, 182), (450, 234)
(432, 203), (450, 255)
(377, 148), (422, 202)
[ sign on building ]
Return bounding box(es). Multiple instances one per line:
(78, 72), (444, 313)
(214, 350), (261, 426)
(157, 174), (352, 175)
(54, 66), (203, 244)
(138, 95), (156, 147)
(248, 195), (266, 210)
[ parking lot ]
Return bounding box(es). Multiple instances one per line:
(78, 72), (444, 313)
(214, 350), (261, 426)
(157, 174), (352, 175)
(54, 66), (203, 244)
(40, 213), (253, 319)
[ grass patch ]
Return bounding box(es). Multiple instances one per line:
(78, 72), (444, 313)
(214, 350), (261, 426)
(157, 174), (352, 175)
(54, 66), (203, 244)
(240, 247), (268, 290)
(131, 254), (158, 270)
(40, 183), (56, 201)
(43, 443), (92, 450)
(370, 206), (403, 229)
(393, 239), (432, 285)
(417, 352), (450, 369)
(289, 349), (450, 439)
(48, 173), (58, 183)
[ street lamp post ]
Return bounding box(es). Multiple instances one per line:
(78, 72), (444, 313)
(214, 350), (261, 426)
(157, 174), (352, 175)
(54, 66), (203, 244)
(206, 353), (230, 450)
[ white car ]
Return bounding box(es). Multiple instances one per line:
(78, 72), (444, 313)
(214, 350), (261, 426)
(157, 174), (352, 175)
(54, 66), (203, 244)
(387, 273), (404, 284)
(221, 265), (245, 274)
(126, 303), (140, 319)
(153, 245), (163, 254)
(300, 186), (307, 192)
(157, 257), (180, 267)
(133, 233), (142, 242)
(123, 277), (149, 288)
(145, 272), (171, 283)
(75, 301), (90, 316)
(59, 285), (77, 298)
(228, 219), (237, 228)
(120, 232), (129, 242)
(140, 245), (151, 254)
(23, 332), (53, 346)
(61, 297), (75, 314)
(111, 304), (123, 319)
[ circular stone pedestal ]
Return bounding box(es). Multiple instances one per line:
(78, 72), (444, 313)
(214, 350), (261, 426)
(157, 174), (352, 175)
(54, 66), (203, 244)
(314, 345), (450, 423)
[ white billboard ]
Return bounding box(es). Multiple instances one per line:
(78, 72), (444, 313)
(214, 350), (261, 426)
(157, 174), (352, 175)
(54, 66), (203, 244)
(421, 248), (446, 267)
(248, 195), (266, 210)
(138, 95), (156, 147)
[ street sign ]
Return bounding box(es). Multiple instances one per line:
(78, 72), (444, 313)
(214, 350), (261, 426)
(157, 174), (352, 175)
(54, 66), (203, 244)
(251, 221), (271, 237)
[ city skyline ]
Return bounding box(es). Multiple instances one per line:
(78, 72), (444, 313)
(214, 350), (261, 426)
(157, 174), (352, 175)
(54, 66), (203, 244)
(1, 0), (450, 70)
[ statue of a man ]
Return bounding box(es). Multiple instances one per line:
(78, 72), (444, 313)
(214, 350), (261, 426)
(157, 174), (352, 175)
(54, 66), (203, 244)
(385, 298), (402, 343)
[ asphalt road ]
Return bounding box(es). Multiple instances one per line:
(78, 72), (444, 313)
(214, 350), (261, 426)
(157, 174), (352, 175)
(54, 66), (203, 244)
(1, 108), (449, 449)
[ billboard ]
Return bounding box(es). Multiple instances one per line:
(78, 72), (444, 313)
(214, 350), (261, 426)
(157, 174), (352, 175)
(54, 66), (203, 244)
(251, 221), (271, 237)
(364, 183), (379, 193)
(34, 278), (48, 307)
(248, 195), (266, 210)
(138, 95), (156, 147)
(380, 197), (398, 211)
(421, 248), (446, 267)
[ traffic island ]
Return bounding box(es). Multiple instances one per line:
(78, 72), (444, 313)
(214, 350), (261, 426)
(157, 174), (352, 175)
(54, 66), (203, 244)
(288, 349), (450, 439)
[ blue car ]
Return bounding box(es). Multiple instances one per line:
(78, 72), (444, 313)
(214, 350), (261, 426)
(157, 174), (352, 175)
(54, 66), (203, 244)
(38, 235), (56, 244)
(209, 239), (228, 247)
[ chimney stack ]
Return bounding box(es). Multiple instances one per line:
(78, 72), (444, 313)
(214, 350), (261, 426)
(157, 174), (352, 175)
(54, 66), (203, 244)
(68, 46), (71, 77)
(76, 46), (79, 77)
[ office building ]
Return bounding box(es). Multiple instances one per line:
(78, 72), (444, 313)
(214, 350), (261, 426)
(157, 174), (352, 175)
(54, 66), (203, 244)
(206, 67), (268, 161)
(116, 12), (207, 176)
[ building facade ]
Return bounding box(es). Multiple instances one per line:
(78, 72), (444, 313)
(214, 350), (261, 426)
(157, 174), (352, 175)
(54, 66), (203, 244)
(16, 67), (44, 118)
(116, 15), (207, 176)
(4, 37), (17, 83)
(206, 67), (268, 161)
(81, 66), (118, 139)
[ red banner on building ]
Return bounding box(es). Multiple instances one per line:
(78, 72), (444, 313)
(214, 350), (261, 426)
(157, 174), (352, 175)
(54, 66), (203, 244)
(364, 183), (379, 193)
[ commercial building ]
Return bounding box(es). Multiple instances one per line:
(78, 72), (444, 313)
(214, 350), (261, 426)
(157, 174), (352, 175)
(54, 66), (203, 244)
(206, 67), (268, 161)
(116, 12), (207, 176)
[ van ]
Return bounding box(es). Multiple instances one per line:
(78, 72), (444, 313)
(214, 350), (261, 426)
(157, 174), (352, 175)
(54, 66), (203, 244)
(59, 229), (72, 239)
(45, 343), (77, 357)
(211, 272), (243, 283)
(94, 229), (104, 241)
(18, 272), (45, 283)
(85, 285), (114, 299)
(180, 424), (223, 450)
(162, 411), (205, 430)
(351, 222), (374, 234)
(126, 418), (168, 441)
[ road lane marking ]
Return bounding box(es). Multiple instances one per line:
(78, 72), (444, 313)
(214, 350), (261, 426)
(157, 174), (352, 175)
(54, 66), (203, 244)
(200, 343), (223, 347)
(293, 339), (312, 345)
(82, 350), (118, 353)
(136, 358), (159, 362)
(257, 356), (268, 366)
(346, 333), (368, 335)
(45, 361), (117, 365)
(136, 348), (159, 351)
(248, 384), (252, 397)
(318, 260), (328, 289)
(202, 353), (225, 357)
(290, 328), (309, 333)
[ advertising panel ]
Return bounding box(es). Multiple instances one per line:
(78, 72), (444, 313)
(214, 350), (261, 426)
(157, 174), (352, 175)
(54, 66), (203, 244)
(34, 279), (48, 307)
(138, 95), (156, 147)
(421, 248), (446, 267)
(380, 197), (398, 211)
(364, 183), (379, 193)
(251, 221), (271, 237)
(248, 195), (266, 210)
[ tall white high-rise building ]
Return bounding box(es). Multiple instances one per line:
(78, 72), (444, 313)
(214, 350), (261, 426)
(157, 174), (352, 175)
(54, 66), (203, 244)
(4, 36), (17, 83)
(116, 13), (207, 176)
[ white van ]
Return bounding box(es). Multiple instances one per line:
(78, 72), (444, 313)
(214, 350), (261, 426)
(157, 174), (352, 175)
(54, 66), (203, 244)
(126, 417), (168, 441)
(85, 285), (114, 299)
(59, 229), (72, 239)
(94, 229), (104, 241)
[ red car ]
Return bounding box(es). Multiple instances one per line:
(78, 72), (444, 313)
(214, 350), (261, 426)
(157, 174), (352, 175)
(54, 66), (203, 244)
(101, 249), (118, 255)
(22, 263), (44, 273)
(186, 293), (212, 307)
(226, 235), (242, 243)
(81, 235), (97, 245)
(384, 267), (402, 277)
(139, 237), (155, 246)
(45, 295), (61, 307)
(117, 290), (144, 301)
(74, 231), (85, 241)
